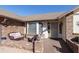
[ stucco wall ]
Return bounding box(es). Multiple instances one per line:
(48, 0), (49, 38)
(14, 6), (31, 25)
(1, 19), (25, 37)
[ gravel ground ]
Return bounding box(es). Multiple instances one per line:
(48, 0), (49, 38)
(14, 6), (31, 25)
(0, 39), (43, 53)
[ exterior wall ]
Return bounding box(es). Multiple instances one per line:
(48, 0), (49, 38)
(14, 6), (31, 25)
(66, 11), (79, 40)
(66, 14), (75, 40)
(1, 18), (25, 37)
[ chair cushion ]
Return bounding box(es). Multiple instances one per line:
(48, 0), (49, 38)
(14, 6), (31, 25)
(9, 32), (22, 39)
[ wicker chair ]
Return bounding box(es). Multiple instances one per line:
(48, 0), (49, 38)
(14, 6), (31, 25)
(8, 32), (24, 40)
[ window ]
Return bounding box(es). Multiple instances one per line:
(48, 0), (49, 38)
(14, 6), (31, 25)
(27, 22), (43, 35)
(28, 22), (36, 35)
(59, 22), (63, 34)
(73, 14), (79, 33)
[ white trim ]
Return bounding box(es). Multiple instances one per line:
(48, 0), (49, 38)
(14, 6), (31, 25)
(27, 22), (29, 34)
(36, 22), (39, 34)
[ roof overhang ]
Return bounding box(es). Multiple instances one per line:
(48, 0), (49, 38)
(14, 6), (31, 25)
(25, 12), (65, 21)
(0, 6), (79, 22)
(0, 10), (26, 22)
(58, 6), (79, 19)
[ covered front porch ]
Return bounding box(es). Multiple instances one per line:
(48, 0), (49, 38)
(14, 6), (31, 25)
(26, 20), (63, 39)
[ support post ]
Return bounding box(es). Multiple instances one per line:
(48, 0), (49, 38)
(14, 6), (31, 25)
(33, 40), (35, 53)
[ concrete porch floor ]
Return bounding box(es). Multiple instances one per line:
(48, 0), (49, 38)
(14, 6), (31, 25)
(43, 38), (73, 53)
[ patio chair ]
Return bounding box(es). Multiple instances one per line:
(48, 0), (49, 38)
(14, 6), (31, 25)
(8, 32), (24, 40)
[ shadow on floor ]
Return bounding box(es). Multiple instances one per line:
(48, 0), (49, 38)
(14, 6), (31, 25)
(51, 38), (73, 53)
